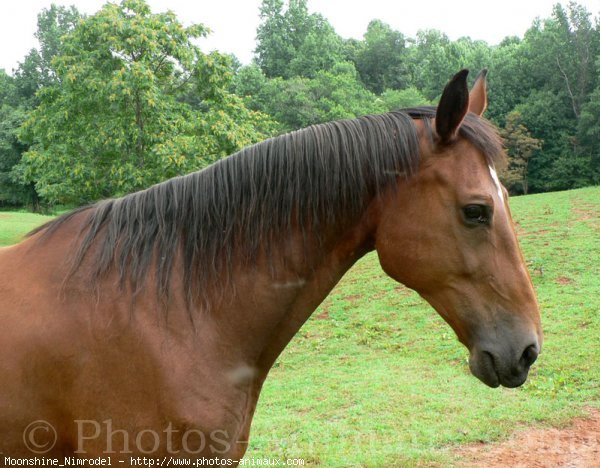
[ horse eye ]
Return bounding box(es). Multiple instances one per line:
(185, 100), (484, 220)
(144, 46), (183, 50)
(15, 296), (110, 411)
(462, 204), (490, 225)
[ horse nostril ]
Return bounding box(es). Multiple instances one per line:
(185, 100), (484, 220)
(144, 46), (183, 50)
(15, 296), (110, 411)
(520, 344), (539, 368)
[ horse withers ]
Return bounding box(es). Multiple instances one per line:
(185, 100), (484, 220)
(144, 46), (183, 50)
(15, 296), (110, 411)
(0, 70), (541, 462)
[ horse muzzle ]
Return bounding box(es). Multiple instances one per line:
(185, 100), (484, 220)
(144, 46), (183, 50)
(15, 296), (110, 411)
(468, 335), (540, 388)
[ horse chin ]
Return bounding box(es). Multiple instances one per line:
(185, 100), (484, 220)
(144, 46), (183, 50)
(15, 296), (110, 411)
(468, 349), (530, 389)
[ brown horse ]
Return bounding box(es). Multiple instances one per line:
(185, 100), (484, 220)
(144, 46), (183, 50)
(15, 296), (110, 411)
(0, 70), (541, 462)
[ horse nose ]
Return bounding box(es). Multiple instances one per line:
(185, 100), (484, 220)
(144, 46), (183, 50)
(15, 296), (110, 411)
(519, 343), (539, 369)
(505, 341), (540, 387)
(470, 337), (540, 388)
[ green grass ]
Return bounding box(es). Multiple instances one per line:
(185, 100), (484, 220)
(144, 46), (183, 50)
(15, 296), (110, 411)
(0, 210), (55, 246)
(1, 187), (598, 466)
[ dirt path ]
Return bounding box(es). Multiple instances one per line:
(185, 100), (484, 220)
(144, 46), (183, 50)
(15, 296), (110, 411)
(454, 408), (599, 467)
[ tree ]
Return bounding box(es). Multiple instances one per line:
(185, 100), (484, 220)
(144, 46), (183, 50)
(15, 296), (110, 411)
(0, 5), (82, 208)
(307, 62), (387, 122)
(486, 37), (529, 124)
(407, 30), (463, 100)
(513, 89), (575, 192)
(255, 0), (343, 79)
(0, 71), (35, 206)
(288, 20), (343, 78)
(578, 85), (600, 183)
(231, 64), (270, 107)
(380, 87), (432, 110)
(254, 0), (292, 78)
(235, 62), (385, 131)
(352, 20), (409, 94)
(549, 3), (597, 118)
(499, 111), (542, 194)
(14, 4), (82, 107)
(498, 2), (600, 192)
(17, 0), (274, 204)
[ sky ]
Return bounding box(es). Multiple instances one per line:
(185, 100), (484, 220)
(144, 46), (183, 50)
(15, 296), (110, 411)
(1, 0), (599, 73)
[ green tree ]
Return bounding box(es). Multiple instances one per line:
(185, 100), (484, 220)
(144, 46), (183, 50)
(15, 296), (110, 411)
(352, 20), (409, 94)
(255, 0), (343, 79)
(380, 87), (432, 110)
(407, 30), (463, 100)
(288, 20), (343, 78)
(14, 4), (82, 107)
(503, 2), (600, 191)
(254, 0), (292, 78)
(0, 5), (82, 208)
(235, 62), (385, 131)
(0, 71), (34, 206)
(549, 3), (597, 118)
(578, 85), (600, 183)
(486, 37), (529, 123)
(231, 64), (270, 106)
(17, 0), (273, 204)
(499, 111), (542, 194)
(307, 62), (387, 123)
(514, 90), (575, 192)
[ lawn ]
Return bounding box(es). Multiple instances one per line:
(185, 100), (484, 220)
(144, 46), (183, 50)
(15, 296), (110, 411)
(0, 210), (55, 246)
(1, 187), (598, 466)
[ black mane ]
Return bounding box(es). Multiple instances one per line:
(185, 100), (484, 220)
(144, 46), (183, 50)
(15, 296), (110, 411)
(31, 108), (503, 307)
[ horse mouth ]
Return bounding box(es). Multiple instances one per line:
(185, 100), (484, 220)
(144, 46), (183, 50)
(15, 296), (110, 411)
(469, 350), (500, 388)
(469, 350), (530, 389)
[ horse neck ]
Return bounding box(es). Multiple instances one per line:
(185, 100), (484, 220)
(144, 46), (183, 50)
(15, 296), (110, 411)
(222, 201), (380, 377)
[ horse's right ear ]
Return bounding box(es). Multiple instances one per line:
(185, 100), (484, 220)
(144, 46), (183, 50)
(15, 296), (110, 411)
(435, 69), (469, 143)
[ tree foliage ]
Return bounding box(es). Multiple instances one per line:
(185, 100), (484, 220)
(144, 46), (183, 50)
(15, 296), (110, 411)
(351, 20), (408, 94)
(578, 84), (600, 183)
(380, 87), (432, 110)
(500, 3), (600, 191)
(235, 61), (384, 131)
(255, 0), (343, 79)
(499, 112), (542, 194)
(0, 5), (82, 208)
(13, 5), (82, 107)
(15, 0), (273, 204)
(0, 73), (34, 206)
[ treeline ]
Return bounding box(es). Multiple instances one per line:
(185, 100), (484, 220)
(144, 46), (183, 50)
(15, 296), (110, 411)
(0, 0), (598, 209)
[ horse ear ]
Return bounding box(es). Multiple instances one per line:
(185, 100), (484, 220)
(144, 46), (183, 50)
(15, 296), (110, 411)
(468, 69), (488, 116)
(436, 69), (469, 143)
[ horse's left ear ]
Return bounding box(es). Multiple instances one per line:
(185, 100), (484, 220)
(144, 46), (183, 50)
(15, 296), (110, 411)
(436, 69), (469, 143)
(468, 69), (488, 116)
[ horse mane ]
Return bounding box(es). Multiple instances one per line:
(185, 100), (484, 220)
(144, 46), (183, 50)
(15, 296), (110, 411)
(30, 107), (503, 308)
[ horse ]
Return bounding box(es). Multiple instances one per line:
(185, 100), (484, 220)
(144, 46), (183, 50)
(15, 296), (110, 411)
(0, 70), (542, 463)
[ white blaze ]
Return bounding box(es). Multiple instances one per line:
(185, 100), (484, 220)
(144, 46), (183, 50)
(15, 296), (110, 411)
(489, 165), (504, 205)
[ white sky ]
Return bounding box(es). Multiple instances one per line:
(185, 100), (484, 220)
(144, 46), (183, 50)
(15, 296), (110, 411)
(1, 0), (599, 74)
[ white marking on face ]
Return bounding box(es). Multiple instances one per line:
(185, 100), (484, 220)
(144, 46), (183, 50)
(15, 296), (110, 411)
(489, 165), (504, 205)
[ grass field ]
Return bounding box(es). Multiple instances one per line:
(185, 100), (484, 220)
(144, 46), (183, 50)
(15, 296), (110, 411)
(1, 186), (598, 466)
(0, 210), (56, 246)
